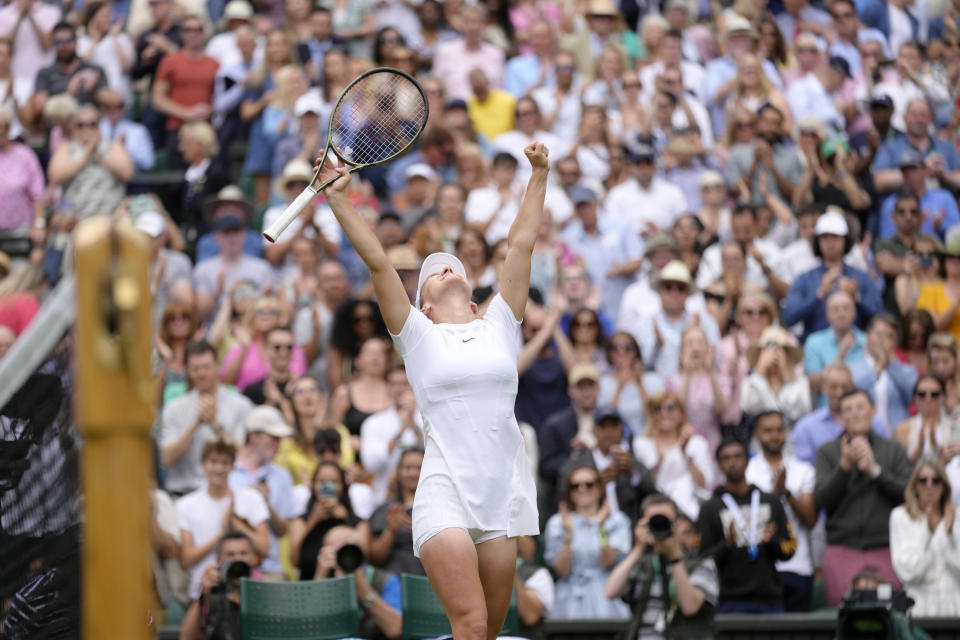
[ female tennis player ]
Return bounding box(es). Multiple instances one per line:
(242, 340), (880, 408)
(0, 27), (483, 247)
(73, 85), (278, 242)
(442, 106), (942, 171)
(316, 143), (548, 639)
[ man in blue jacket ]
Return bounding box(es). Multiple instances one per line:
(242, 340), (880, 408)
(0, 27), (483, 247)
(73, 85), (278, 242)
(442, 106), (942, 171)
(782, 210), (883, 341)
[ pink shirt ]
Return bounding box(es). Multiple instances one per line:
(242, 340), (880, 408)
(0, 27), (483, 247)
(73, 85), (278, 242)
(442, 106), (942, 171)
(432, 38), (505, 101)
(222, 342), (307, 390)
(0, 293), (39, 335)
(0, 2), (61, 86)
(0, 142), (45, 230)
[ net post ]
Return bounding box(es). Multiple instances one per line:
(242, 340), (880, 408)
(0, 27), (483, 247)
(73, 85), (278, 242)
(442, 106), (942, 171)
(74, 215), (155, 640)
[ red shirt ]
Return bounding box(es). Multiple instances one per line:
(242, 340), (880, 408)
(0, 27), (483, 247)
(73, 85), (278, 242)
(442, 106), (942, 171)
(155, 51), (218, 130)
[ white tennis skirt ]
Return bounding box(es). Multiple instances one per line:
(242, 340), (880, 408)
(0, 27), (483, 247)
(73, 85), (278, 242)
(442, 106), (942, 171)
(411, 472), (506, 557)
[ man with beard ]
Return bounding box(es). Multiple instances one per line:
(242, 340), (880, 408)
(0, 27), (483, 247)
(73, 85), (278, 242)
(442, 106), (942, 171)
(31, 21), (107, 113)
(745, 411), (818, 612)
(727, 104), (804, 206)
(697, 438), (797, 613)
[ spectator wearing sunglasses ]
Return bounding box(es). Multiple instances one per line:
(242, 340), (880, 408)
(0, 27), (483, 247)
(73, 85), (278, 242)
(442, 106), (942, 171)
(877, 151), (960, 242)
(544, 463), (631, 619)
(631, 260), (721, 377)
(892, 376), (954, 463)
(890, 459), (960, 616)
(874, 192), (925, 313)
(241, 325), (302, 412)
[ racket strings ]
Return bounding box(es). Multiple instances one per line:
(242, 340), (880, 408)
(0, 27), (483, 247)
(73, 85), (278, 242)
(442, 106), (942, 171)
(330, 72), (428, 166)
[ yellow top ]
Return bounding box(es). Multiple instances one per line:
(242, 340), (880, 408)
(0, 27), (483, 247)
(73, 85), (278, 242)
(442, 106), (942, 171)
(468, 90), (517, 139)
(917, 282), (960, 343)
(274, 423), (355, 485)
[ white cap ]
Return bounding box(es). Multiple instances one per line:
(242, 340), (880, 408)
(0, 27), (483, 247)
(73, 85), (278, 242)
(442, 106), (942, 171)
(415, 252), (467, 308)
(223, 0), (253, 21)
(815, 210), (848, 236)
(135, 211), (165, 238)
(404, 162), (438, 182)
(244, 406), (294, 438)
(294, 91), (325, 117)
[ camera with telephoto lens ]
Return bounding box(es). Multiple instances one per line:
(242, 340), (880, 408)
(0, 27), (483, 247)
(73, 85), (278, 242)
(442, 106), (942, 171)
(648, 514), (674, 540)
(215, 560), (251, 593)
(336, 543), (365, 574)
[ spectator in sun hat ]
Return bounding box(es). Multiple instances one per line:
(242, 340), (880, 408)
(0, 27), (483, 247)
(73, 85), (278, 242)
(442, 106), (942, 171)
(195, 185), (261, 263)
(630, 260), (721, 377)
(782, 209), (883, 340)
(205, 0), (261, 69)
(271, 89), (326, 181)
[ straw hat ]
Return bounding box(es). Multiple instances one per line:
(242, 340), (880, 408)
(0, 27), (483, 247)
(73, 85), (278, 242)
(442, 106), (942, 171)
(274, 159), (315, 196)
(745, 326), (803, 369)
(203, 184), (254, 221)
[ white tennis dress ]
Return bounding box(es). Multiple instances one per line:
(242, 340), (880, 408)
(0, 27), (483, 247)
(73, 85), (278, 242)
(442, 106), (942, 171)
(390, 293), (540, 556)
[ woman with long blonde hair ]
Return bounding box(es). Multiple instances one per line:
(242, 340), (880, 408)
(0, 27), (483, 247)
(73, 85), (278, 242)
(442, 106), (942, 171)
(632, 392), (713, 519)
(890, 459), (960, 616)
(723, 52), (793, 136)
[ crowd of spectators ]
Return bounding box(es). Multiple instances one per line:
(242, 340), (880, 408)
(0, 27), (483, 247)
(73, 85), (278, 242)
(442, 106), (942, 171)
(4, 0), (960, 636)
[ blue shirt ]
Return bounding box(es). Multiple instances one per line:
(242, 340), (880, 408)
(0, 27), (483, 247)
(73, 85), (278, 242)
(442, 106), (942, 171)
(503, 54), (554, 97)
(100, 118), (155, 172)
(873, 133), (960, 173)
(877, 188), (960, 240)
(196, 230), (265, 262)
(791, 406), (890, 465)
(782, 264), (884, 340)
(560, 216), (644, 321)
(803, 327), (866, 375)
(229, 462), (295, 573)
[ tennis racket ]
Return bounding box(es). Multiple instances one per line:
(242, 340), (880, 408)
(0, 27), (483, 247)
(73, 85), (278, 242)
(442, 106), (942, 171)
(263, 67), (429, 242)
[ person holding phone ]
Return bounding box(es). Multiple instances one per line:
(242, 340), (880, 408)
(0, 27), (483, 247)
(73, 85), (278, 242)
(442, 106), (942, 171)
(311, 142), (548, 640)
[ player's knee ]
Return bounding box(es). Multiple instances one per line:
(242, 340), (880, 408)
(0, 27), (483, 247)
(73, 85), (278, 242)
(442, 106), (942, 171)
(452, 611), (487, 640)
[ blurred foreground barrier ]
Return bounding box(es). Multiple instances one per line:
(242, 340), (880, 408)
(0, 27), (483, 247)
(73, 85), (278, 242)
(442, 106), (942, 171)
(159, 615), (960, 640)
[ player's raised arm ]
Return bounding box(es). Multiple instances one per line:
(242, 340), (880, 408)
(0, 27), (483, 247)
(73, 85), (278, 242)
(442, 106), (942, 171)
(500, 142), (549, 320)
(318, 159), (410, 335)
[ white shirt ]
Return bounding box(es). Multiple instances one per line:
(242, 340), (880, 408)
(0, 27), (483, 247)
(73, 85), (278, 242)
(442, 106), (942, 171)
(890, 505), (960, 616)
(639, 60), (706, 104)
(260, 201), (341, 275)
(176, 487), (269, 598)
(205, 31), (264, 69)
(633, 434), (713, 520)
(492, 129), (568, 184)
(695, 237), (786, 290)
(785, 73), (844, 133)
(745, 454), (815, 576)
(870, 74), (950, 132)
(359, 407), (424, 507)
(888, 4), (914, 56)
(464, 184), (521, 246)
(631, 308), (722, 377)
(78, 33), (136, 105)
(605, 177), (688, 234)
(532, 84), (582, 142)
(779, 237), (872, 285)
(390, 294), (539, 535)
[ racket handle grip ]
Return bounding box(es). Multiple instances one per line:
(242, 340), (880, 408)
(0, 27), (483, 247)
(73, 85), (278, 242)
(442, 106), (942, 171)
(263, 186), (317, 243)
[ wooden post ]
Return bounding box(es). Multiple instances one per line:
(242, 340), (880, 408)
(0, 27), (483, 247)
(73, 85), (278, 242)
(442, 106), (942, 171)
(74, 215), (155, 640)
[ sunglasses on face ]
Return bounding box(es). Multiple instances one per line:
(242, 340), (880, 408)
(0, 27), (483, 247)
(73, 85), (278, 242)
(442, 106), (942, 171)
(74, 120), (98, 129)
(610, 342), (634, 351)
(54, 37), (76, 46)
(916, 390), (942, 399)
(292, 385), (318, 395)
(917, 476), (943, 486)
(661, 282), (688, 293)
(572, 319), (598, 328)
(570, 480), (598, 491)
(316, 447), (341, 455)
(653, 402), (679, 413)
(271, 343), (293, 352)
(742, 307), (769, 317)
(516, 110), (538, 117)
(353, 314), (374, 323)
(255, 308), (278, 316)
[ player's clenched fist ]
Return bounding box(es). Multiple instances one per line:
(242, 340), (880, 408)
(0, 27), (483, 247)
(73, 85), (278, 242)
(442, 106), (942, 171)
(524, 141), (549, 169)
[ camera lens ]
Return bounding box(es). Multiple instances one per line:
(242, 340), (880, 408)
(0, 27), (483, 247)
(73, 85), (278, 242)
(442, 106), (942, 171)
(648, 514), (673, 540)
(336, 543), (365, 573)
(219, 560), (251, 585)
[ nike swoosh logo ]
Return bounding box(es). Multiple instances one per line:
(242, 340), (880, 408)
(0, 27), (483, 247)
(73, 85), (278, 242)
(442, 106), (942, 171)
(462, 337), (475, 343)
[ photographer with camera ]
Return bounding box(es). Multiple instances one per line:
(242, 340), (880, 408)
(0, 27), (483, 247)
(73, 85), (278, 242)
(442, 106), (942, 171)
(179, 530), (263, 640)
(314, 524), (402, 640)
(605, 494), (718, 640)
